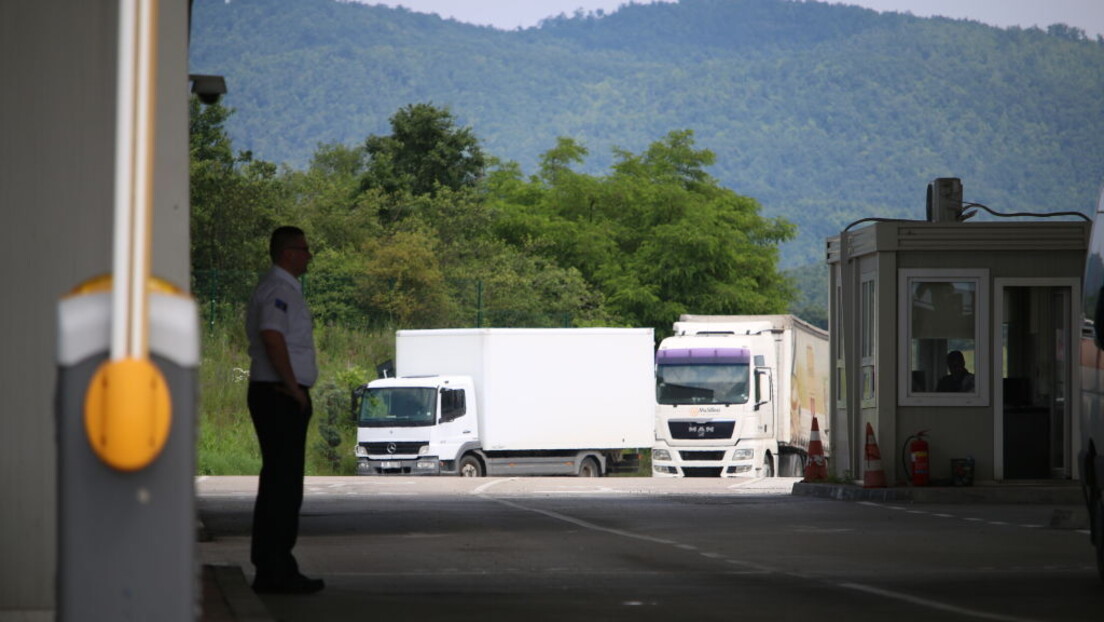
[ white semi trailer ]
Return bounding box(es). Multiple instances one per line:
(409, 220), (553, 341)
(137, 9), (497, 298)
(353, 328), (655, 477)
(652, 315), (830, 478)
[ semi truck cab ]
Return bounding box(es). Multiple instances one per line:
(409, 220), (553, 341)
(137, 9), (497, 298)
(652, 332), (777, 477)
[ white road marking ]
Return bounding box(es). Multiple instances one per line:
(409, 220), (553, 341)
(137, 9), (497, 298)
(473, 491), (1055, 622)
(472, 478), (516, 496)
(857, 502), (1056, 532)
(838, 582), (1043, 622)
(532, 486), (631, 494)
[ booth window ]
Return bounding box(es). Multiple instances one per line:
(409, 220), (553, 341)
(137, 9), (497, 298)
(833, 271), (846, 409)
(860, 275), (876, 407)
(898, 269), (989, 406)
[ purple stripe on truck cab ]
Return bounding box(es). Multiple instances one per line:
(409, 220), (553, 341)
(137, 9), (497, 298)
(656, 347), (751, 365)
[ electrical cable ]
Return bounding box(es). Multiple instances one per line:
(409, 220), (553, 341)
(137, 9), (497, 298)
(960, 201), (1091, 222)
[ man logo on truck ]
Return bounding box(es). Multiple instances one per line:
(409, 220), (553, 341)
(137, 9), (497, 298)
(689, 424), (715, 437)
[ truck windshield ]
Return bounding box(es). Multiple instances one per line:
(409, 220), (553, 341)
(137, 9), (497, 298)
(358, 387), (437, 427)
(656, 364), (750, 405)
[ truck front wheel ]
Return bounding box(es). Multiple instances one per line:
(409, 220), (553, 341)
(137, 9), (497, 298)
(458, 454), (484, 477)
(578, 457), (601, 477)
(762, 454), (775, 478)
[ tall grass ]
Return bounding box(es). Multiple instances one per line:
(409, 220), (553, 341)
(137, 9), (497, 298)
(199, 321), (650, 476)
(197, 320), (393, 475)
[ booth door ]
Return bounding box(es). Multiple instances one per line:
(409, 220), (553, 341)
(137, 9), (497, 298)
(999, 286), (1072, 479)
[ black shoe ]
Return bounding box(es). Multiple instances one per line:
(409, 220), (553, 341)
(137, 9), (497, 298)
(252, 573), (325, 594)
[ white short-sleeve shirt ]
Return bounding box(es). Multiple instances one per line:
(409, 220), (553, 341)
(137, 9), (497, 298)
(246, 265), (318, 386)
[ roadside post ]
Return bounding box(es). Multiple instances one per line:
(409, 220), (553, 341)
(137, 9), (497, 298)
(56, 279), (198, 620)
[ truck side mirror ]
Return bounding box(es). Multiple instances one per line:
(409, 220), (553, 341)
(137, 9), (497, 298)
(351, 385), (367, 421)
(376, 359), (395, 379)
(1094, 287), (1104, 350)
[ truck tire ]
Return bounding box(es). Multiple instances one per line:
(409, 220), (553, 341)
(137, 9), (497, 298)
(781, 453), (805, 477)
(762, 454), (775, 478)
(458, 454), (483, 477)
(578, 457), (601, 477)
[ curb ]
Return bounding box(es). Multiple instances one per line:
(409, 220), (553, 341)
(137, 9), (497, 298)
(202, 564), (274, 622)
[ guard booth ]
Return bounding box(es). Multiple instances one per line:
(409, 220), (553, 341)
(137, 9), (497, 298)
(827, 179), (1090, 485)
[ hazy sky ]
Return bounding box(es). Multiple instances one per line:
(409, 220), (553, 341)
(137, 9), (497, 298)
(364, 0), (1104, 38)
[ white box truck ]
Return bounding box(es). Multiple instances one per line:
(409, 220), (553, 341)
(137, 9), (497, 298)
(353, 328), (655, 477)
(652, 315), (830, 478)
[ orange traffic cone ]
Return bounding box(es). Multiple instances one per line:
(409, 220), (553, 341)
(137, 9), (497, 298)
(863, 422), (887, 488)
(802, 416), (827, 482)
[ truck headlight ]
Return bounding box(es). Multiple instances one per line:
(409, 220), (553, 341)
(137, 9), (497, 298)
(355, 445), (368, 457)
(418, 445), (431, 456)
(731, 448), (753, 460)
(653, 449), (671, 461)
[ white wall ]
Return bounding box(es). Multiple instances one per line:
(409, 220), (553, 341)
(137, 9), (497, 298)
(0, 0), (190, 612)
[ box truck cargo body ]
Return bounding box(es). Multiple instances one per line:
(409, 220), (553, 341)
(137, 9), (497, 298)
(652, 315), (830, 478)
(354, 328), (655, 476)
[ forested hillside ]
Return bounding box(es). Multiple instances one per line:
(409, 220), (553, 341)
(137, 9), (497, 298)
(189, 0), (1104, 269)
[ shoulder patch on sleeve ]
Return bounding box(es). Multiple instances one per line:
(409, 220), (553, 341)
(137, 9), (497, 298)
(274, 298), (288, 312)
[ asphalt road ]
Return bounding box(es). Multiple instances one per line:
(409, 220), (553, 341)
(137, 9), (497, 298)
(197, 476), (1103, 621)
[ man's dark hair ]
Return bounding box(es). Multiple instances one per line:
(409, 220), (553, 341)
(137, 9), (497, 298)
(947, 350), (966, 366)
(269, 226), (305, 262)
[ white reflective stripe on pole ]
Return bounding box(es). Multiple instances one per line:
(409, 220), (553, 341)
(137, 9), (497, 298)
(111, 0), (136, 361)
(111, 0), (158, 361)
(132, 0), (158, 358)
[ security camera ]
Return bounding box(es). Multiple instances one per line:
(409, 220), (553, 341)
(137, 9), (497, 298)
(189, 74), (227, 105)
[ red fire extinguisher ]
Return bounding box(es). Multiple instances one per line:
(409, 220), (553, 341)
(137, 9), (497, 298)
(902, 431), (930, 486)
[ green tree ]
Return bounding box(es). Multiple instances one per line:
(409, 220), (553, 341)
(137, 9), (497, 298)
(189, 97), (281, 319)
(356, 225), (454, 327)
(490, 131), (795, 333)
(359, 103), (486, 201)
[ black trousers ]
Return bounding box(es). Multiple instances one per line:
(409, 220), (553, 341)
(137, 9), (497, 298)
(248, 382), (312, 579)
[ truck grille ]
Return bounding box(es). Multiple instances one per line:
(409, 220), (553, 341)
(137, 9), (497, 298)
(360, 441), (425, 456)
(668, 420), (735, 440)
(679, 451), (726, 461)
(682, 467), (723, 477)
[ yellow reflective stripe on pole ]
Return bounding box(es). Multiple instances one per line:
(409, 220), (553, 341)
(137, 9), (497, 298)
(85, 0), (171, 472)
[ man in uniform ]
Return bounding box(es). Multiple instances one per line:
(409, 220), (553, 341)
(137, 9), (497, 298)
(245, 226), (324, 594)
(936, 350), (976, 393)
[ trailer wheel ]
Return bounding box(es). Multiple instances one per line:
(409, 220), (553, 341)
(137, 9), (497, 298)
(577, 457), (601, 478)
(762, 454), (775, 478)
(458, 454), (483, 477)
(780, 453), (805, 477)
